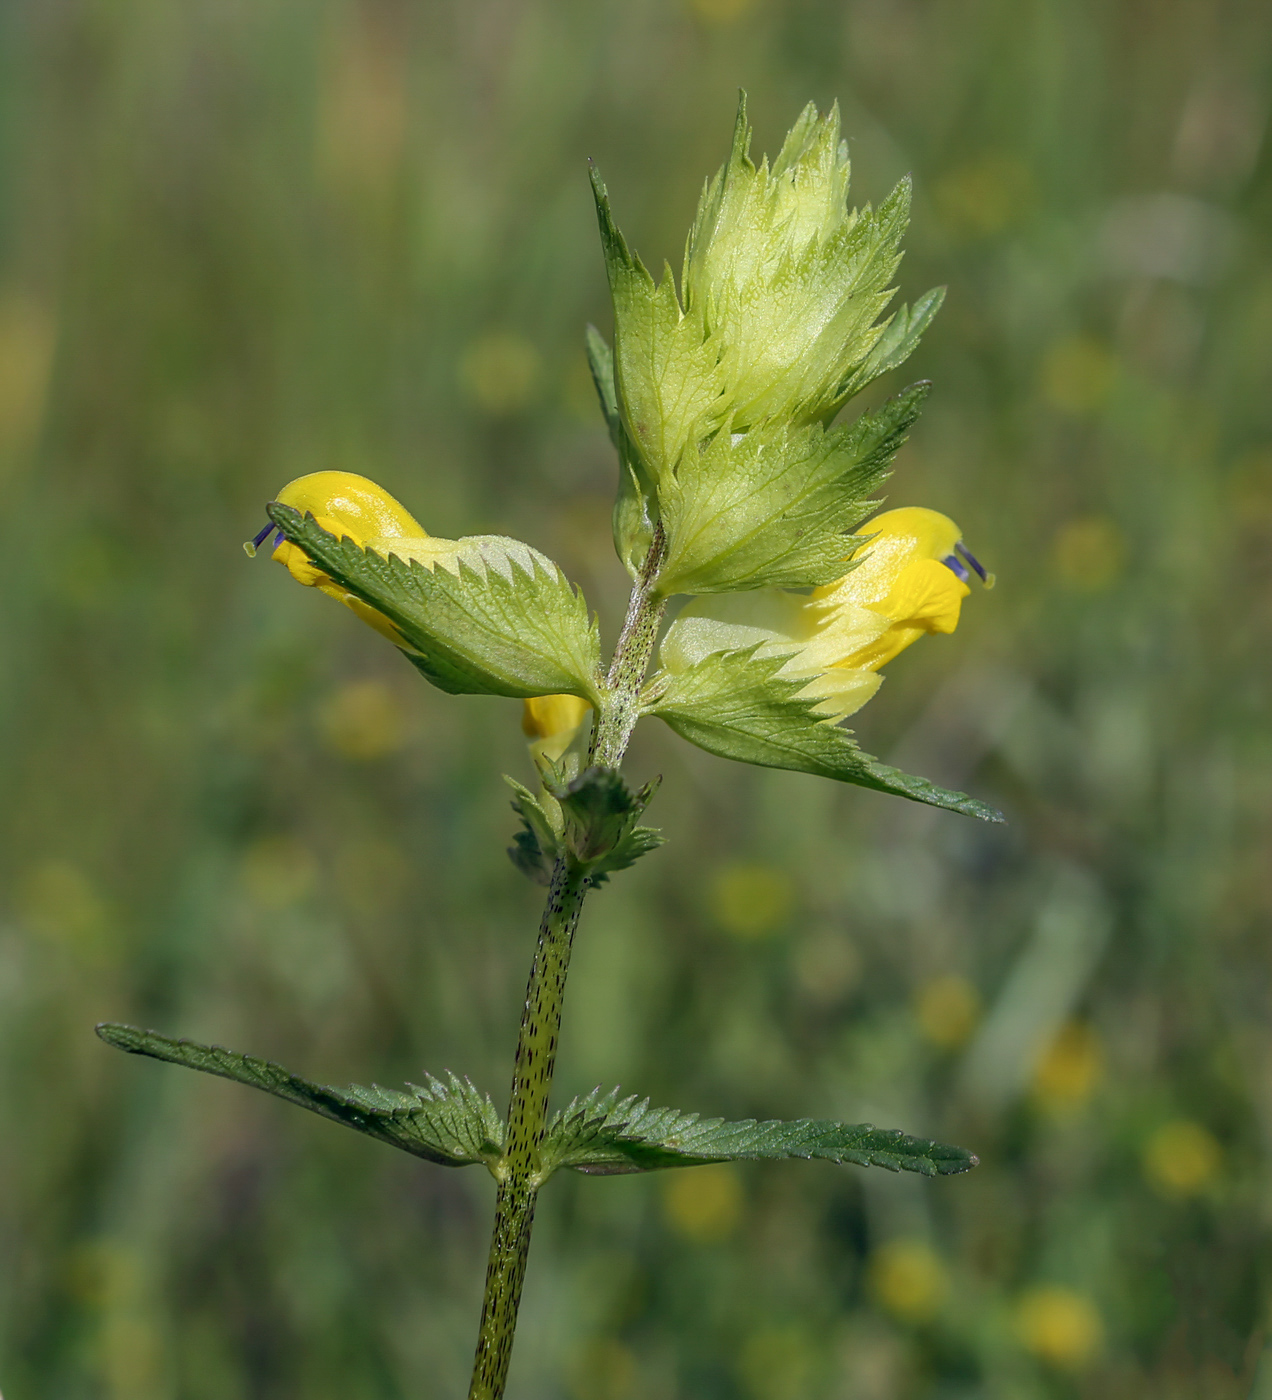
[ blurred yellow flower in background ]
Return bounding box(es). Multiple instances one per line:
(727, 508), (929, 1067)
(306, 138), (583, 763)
(459, 331), (542, 416)
(1015, 1286), (1103, 1369)
(1041, 335), (1118, 415)
(1052, 515), (1125, 591)
(1031, 1021), (1103, 1111)
(318, 679), (407, 760)
(915, 974), (981, 1049)
(1143, 1120), (1222, 1198)
(870, 1241), (948, 1323)
(708, 863), (794, 940)
(567, 1338), (637, 1400)
(662, 1164), (743, 1243)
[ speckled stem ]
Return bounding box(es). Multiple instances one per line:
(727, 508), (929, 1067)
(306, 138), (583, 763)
(467, 857), (588, 1400)
(467, 537), (666, 1400)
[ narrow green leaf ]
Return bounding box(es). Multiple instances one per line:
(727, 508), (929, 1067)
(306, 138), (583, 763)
(268, 505), (603, 703)
(590, 166), (729, 489)
(542, 1087), (978, 1178)
(97, 1024), (504, 1170)
(649, 647), (1003, 821)
(586, 324), (658, 578)
(505, 775), (561, 886)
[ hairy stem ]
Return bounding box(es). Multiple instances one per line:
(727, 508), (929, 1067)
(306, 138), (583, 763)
(590, 523), (667, 768)
(467, 858), (588, 1400)
(467, 531), (666, 1400)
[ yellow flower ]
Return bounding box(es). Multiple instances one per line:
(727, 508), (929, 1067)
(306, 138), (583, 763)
(248, 471), (429, 644)
(661, 507), (992, 720)
(522, 694), (593, 764)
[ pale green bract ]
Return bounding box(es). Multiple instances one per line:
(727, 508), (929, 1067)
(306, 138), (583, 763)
(647, 645), (1004, 822)
(591, 93), (944, 596)
(267, 503), (604, 704)
(654, 383), (928, 596)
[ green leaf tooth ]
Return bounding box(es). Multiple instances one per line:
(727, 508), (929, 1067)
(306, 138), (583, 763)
(96, 1024), (505, 1170)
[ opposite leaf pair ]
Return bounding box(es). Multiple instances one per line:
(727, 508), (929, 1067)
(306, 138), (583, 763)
(96, 1023), (978, 1182)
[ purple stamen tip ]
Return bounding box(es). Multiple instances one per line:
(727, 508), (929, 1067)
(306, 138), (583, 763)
(955, 541), (989, 583)
(250, 522), (274, 550)
(942, 553), (970, 582)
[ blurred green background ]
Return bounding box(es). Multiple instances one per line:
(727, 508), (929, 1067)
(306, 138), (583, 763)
(2, 0), (1271, 1396)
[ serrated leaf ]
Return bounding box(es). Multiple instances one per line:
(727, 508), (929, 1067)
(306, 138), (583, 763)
(505, 775), (561, 886)
(97, 1024), (504, 1170)
(267, 504), (603, 703)
(586, 325), (657, 578)
(541, 1086), (977, 1178)
(680, 94), (915, 429)
(648, 647), (1003, 821)
(655, 384), (928, 596)
(591, 167), (730, 490)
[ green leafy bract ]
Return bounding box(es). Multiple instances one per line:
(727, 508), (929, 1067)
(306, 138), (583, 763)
(655, 383), (928, 596)
(838, 285), (946, 401)
(97, 1024), (504, 1170)
(591, 167), (729, 493)
(267, 503), (603, 703)
(506, 767), (665, 887)
(681, 93), (931, 429)
(648, 647), (1003, 821)
(541, 1086), (978, 1178)
(592, 95), (944, 597)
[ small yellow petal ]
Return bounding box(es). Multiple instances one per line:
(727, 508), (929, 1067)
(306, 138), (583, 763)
(814, 507), (963, 610)
(840, 558), (970, 672)
(274, 471), (426, 543)
(522, 694), (592, 741)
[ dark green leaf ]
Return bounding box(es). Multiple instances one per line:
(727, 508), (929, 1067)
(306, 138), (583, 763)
(552, 767), (665, 881)
(97, 1024), (504, 1170)
(542, 1087), (978, 1178)
(505, 775), (561, 886)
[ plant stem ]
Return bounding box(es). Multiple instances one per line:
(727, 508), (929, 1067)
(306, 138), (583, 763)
(467, 528), (667, 1400)
(590, 522), (667, 768)
(467, 857), (588, 1400)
